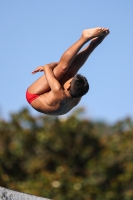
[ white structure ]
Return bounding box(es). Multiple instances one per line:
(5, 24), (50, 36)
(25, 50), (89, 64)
(0, 187), (50, 200)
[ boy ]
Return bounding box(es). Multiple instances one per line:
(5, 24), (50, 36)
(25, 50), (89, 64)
(26, 27), (109, 115)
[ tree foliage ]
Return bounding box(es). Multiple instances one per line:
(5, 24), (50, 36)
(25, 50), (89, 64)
(0, 108), (133, 200)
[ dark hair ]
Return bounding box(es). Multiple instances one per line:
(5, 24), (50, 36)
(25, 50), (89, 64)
(69, 74), (89, 98)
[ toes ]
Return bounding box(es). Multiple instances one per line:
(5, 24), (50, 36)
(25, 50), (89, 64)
(103, 28), (109, 35)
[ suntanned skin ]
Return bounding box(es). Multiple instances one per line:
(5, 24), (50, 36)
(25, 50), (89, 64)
(27, 27), (110, 115)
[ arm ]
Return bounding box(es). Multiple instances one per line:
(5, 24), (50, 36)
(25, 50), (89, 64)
(47, 62), (58, 70)
(43, 65), (62, 93)
(32, 62), (58, 74)
(32, 61), (67, 82)
(32, 64), (62, 92)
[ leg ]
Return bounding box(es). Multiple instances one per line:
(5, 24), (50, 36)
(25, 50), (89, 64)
(28, 27), (108, 94)
(60, 29), (110, 84)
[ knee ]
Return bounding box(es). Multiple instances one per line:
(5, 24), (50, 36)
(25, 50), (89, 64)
(57, 62), (69, 72)
(61, 64), (69, 72)
(54, 64), (68, 79)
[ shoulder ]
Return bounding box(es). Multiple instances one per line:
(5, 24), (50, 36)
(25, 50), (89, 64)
(40, 90), (66, 106)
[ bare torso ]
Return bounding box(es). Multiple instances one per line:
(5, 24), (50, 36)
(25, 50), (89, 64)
(30, 91), (81, 116)
(27, 27), (109, 116)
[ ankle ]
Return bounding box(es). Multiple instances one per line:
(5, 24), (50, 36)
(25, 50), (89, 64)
(80, 34), (89, 43)
(81, 31), (91, 42)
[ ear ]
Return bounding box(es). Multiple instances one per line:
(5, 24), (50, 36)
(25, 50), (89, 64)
(67, 84), (71, 91)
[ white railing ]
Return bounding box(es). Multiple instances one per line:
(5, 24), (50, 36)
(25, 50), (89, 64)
(0, 187), (50, 200)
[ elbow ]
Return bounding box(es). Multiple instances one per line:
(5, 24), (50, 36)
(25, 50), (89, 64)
(53, 82), (62, 92)
(54, 85), (61, 92)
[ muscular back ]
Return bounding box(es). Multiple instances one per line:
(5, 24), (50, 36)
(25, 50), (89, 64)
(30, 91), (81, 116)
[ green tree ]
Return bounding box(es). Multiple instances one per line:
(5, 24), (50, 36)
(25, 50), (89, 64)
(0, 108), (133, 200)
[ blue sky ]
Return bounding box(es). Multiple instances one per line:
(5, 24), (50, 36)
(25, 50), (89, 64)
(0, 1), (133, 123)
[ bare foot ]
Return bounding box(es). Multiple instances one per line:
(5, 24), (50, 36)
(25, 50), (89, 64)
(91, 29), (110, 44)
(82, 27), (109, 40)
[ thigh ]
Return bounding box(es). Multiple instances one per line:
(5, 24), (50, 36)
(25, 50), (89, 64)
(28, 62), (77, 95)
(27, 66), (68, 94)
(28, 75), (50, 94)
(59, 66), (77, 85)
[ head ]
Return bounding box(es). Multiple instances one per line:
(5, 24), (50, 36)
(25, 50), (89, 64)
(69, 74), (89, 98)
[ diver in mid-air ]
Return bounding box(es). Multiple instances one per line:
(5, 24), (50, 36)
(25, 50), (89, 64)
(26, 27), (110, 116)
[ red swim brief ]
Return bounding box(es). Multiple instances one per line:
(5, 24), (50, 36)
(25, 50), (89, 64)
(26, 90), (40, 104)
